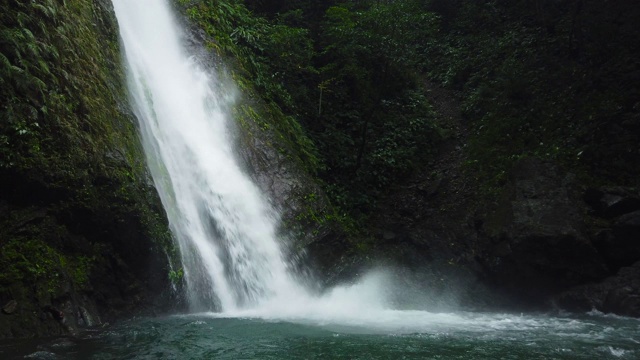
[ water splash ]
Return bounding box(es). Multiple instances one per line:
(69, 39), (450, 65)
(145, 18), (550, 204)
(112, 0), (457, 323)
(112, 0), (302, 312)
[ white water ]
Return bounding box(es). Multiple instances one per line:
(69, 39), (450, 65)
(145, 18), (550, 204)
(112, 0), (302, 312)
(109, 0), (504, 332)
(112, 0), (424, 324)
(112, 0), (403, 321)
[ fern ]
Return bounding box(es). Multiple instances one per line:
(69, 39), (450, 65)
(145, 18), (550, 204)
(15, 11), (31, 28)
(31, 4), (50, 19)
(37, 59), (51, 76)
(0, 52), (13, 71)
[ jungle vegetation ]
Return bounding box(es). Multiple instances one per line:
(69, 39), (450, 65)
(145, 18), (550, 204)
(177, 0), (639, 227)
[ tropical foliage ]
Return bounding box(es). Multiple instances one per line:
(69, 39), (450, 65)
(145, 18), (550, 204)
(178, 0), (444, 223)
(421, 0), (640, 189)
(231, 0), (640, 203)
(1, 0), (174, 298)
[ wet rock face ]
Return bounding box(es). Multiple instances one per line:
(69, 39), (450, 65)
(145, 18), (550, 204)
(0, 203), (173, 339)
(552, 188), (640, 317)
(235, 109), (347, 275)
(480, 158), (609, 302)
(592, 212), (640, 271)
(0, 0), (178, 339)
(603, 287), (640, 317)
(584, 188), (640, 269)
(609, 211), (640, 266)
(477, 159), (640, 316)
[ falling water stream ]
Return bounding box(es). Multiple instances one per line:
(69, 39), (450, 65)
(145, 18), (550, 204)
(4, 0), (636, 358)
(111, 0), (301, 313)
(110, 0), (405, 322)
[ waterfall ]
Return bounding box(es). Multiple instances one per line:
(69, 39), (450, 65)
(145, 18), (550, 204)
(111, 0), (301, 312)
(112, 0), (399, 321)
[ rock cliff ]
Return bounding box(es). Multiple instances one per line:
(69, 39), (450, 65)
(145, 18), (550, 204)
(0, 0), (178, 338)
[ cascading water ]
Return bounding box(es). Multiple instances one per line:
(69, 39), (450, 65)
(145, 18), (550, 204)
(5, 3), (640, 358)
(111, 0), (304, 312)
(110, 0), (442, 325)
(109, 0), (500, 328)
(4, 5), (638, 359)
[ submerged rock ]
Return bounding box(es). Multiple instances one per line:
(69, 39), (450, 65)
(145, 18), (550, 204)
(78, 306), (100, 328)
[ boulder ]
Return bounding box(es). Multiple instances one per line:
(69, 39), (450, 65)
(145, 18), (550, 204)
(594, 211), (640, 269)
(612, 211), (640, 258)
(555, 261), (640, 317)
(481, 158), (609, 302)
(584, 187), (640, 219)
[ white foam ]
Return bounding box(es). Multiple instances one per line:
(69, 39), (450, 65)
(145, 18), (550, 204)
(112, 0), (301, 312)
(112, 0), (404, 322)
(600, 346), (632, 358)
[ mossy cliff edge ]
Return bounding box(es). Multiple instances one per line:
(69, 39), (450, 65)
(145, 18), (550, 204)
(0, 0), (178, 338)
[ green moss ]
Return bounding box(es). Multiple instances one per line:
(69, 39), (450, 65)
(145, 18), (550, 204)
(176, 0), (321, 175)
(168, 269), (184, 286)
(423, 2), (640, 192)
(13, 0), (169, 235)
(0, 238), (96, 294)
(0, 0), (178, 315)
(293, 192), (330, 234)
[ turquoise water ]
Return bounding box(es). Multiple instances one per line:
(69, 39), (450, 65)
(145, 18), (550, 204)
(4, 311), (638, 359)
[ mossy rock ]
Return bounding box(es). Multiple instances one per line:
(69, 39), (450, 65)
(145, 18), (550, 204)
(0, 0), (179, 338)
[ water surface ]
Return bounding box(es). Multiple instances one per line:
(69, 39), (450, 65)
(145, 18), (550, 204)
(5, 311), (638, 359)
